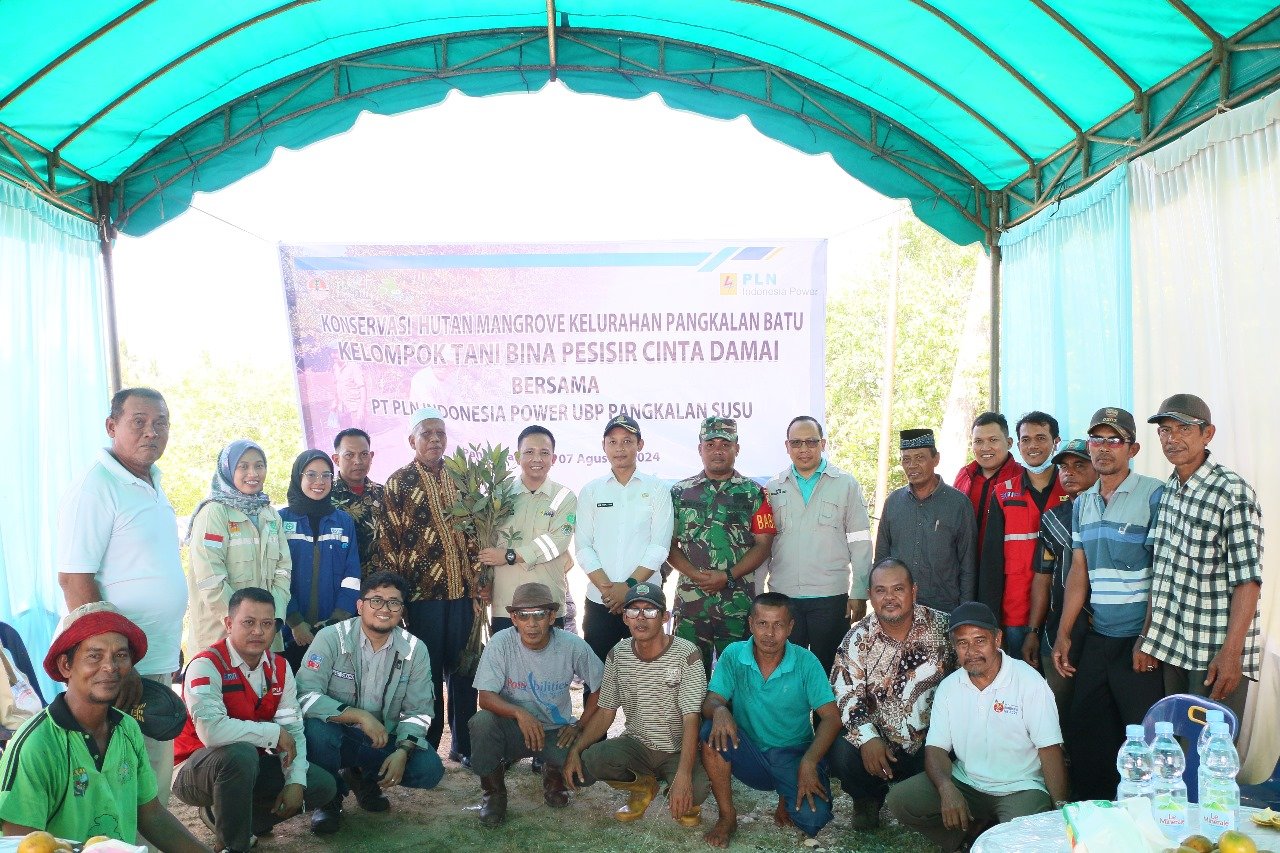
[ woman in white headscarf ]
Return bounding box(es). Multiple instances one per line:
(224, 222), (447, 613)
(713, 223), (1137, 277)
(185, 439), (291, 654)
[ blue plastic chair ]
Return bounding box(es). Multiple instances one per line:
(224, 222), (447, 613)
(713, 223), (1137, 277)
(1241, 755), (1280, 809)
(1142, 693), (1238, 804)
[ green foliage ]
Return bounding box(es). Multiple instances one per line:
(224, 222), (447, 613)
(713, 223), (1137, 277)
(120, 344), (305, 518)
(442, 443), (521, 586)
(826, 219), (987, 514)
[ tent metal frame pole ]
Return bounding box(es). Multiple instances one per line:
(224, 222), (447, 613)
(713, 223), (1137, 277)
(987, 192), (1003, 411)
(95, 183), (122, 393)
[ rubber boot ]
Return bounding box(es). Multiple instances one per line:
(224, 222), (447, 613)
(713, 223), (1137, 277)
(543, 763), (570, 808)
(479, 768), (508, 827)
(605, 774), (659, 822)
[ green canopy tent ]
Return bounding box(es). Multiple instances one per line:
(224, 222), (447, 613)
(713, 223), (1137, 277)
(3, 0), (1279, 394)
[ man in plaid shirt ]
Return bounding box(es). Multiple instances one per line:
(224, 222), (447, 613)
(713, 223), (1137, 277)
(1139, 394), (1263, 720)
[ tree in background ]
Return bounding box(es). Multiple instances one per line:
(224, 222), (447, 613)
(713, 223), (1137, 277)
(825, 219), (988, 520)
(122, 344), (305, 520)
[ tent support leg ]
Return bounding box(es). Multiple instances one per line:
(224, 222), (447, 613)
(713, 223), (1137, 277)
(989, 240), (1001, 411)
(96, 185), (122, 393)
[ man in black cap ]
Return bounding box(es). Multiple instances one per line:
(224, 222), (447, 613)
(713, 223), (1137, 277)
(887, 601), (1067, 852)
(575, 415), (675, 664)
(875, 428), (976, 614)
(468, 582), (604, 826)
(1025, 438), (1097, 718)
(1139, 394), (1263, 719)
(563, 582), (709, 829)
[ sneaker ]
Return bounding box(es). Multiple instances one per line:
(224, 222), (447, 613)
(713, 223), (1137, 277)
(448, 750), (471, 768)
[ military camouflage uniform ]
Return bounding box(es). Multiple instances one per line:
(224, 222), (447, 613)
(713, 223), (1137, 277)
(330, 477), (384, 575)
(670, 471), (775, 671)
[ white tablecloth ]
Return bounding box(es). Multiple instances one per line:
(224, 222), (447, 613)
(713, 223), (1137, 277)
(972, 806), (1279, 852)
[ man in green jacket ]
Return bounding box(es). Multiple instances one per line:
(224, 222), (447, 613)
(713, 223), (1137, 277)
(296, 571), (444, 827)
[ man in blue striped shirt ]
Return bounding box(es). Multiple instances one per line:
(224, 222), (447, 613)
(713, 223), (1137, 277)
(1050, 407), (1164, 801)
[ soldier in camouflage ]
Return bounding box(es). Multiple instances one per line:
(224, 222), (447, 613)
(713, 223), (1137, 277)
(668, 417), (776, 677)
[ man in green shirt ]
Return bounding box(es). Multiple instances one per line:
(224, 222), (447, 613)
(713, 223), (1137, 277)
(0, 602), (209, 851)
(700, 592), (841, 848)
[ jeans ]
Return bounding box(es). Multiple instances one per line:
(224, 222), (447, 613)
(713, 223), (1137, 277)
(405, 597), (477, 758)
(699, 720), (832, 837)
(303, 717), (443, 793)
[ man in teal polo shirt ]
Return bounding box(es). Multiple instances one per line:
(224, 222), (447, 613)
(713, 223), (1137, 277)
(0, 602), (209, 851)
(700, 592), (841, 848)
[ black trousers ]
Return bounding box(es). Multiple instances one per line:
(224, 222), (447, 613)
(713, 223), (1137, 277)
(829, 736), (928, 802)
(406, 597), (477, 758)
(787, 594), (850, 675)
(583, 598), (631, 665)
(1067, 631), (1165, 800)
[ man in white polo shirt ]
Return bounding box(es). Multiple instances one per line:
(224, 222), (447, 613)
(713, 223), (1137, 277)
(575, 415), (675, 664)
(56, 387), (189, 807)
(887, 602), (1067, 852)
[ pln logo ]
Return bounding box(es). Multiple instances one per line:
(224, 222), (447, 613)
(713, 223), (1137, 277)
(719, 273), (738, 296)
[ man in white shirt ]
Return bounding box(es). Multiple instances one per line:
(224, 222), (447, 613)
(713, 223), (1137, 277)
(56, 387), (189, 804)
(575, 415), (675, 664)
(886, 602), (1068, 852)
(172, 588), (337, 853)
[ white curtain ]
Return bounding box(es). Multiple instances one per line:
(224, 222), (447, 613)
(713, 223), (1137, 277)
(0, 181), (110, 699)
(1129, 89), (1280, 782)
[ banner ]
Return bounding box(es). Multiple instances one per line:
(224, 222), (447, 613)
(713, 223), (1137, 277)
(279, 240), (826, 493)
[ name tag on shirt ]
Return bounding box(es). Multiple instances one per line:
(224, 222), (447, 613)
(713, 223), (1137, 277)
(596, 502), (614, 508)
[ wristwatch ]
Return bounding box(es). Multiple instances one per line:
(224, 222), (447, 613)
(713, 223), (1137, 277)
(506, 548), (517, 565)
(397, 738), (418, 754)
(625, 577), (639, 588)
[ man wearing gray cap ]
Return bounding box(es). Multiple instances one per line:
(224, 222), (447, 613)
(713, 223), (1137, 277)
(374, 406), (482, 764)
(469, 582), (604, 826)
(1139, 394), (1263, 719)
(887, 601), (1067, 852)
(1051, 407), (1164, 801)
(875, 428), (976, 615)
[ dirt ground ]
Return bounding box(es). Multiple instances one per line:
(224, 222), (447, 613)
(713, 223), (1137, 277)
(164, 686), (934, 853)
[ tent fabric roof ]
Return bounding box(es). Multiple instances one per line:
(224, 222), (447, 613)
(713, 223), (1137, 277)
(1, 2), (1278, 246)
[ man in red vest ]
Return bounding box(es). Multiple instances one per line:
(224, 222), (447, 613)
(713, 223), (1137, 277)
(976, 412), (1069, 656)
(953, 412), (1023, 558)
(172, 587), (337, 853)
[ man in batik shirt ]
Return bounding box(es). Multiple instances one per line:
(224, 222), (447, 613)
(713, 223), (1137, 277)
(667, 417), (775, 677)
(375, 407), (482, 764)
(829, 558), (952, 830)
(329, 427), (384, 574)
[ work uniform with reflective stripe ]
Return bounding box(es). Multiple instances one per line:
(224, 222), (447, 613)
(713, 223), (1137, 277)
(978, 473), (1068, 628)
(491, 477), (577, 612)
(278, 507), (362, 641)
(294, 617), (436, 747)
(764, 461), (873, 599)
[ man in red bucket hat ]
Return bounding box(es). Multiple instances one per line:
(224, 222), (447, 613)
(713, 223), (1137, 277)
(0, 602), (210, 850)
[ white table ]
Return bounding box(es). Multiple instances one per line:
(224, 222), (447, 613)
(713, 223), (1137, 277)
(972, 805), (1279, 852)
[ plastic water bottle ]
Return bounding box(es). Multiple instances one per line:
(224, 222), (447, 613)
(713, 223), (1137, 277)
(1151, 721), (1189, 838)
(1116, 724), (1155, 800)
(1198, 721), (1240, 839)
(1197, 710), (1226, 760)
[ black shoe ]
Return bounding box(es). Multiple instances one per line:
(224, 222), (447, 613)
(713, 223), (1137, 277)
(531, 755), (545, 774)
(310, 796), (343, 834)
(341, 767), (391, 812)
(449, 750), (471, 768)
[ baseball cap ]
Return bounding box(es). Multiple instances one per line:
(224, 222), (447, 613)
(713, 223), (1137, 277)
(623, 582), (665, 609)
(699, 416), (738, 442)
(1051, 438), (1090, 464)
(948, 601), (999, 633)
(1088, 407), (1137, 442)
(1147, 393), (1212, 426)
(603, 414), (641, 438)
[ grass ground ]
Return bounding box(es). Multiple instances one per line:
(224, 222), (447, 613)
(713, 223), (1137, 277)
(165, 685), (937, 853)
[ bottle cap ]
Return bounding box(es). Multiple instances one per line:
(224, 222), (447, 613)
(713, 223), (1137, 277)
(1155, 721), (1174, 734)
(1209, 721), (1230, 735)
(1126, 724), (1146, 738)
(1207, 710), (1225, 722)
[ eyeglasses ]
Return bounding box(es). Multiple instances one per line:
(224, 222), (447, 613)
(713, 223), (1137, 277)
(1157, 422), (1204, 438)
(303, 471), (334, 481)
(623, 606), (661, 619)
(512, 609), (551, 621)
(1086, 436), (1129, 447)
(361, 596), (404, 612)
(787, 439), (822, 449)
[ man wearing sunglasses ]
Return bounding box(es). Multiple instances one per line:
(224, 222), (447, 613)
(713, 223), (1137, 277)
(468, 583), (604, 827)
(296, 571), (444, 829)
(563, 582), (710, 829)
(1051, 407), (1164, 800)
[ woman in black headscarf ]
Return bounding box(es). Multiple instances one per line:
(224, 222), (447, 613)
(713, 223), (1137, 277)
(278, 449), (362, 671)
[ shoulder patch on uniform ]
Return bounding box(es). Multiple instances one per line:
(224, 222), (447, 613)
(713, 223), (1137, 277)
(283, 521), (297, 533)
(305, 653), (324, 670)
